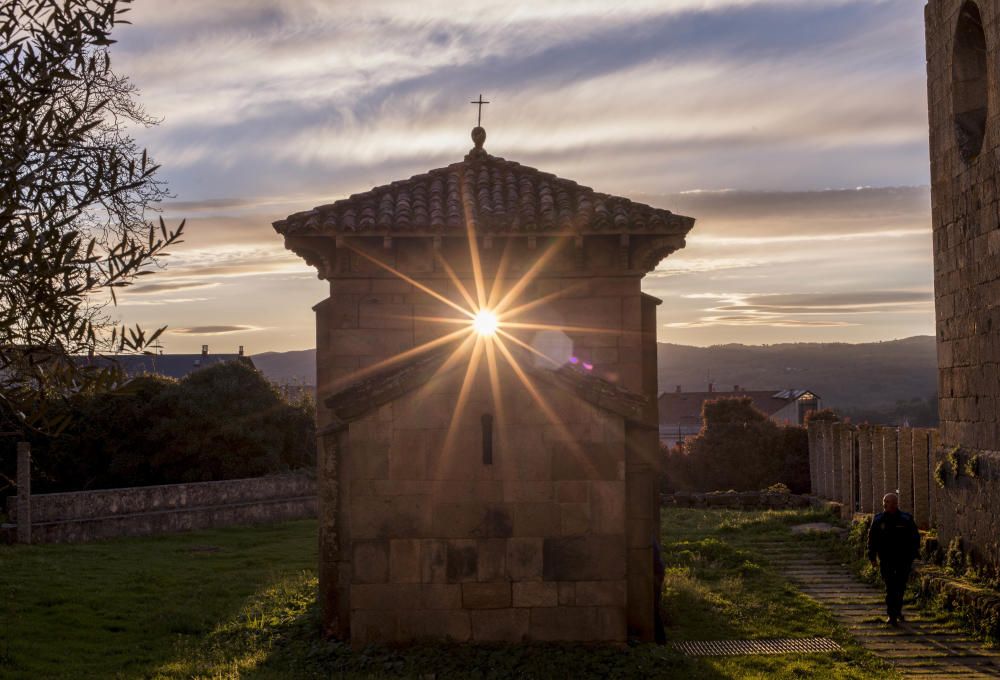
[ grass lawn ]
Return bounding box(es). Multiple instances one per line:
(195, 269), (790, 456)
(0, 509), (900, 679)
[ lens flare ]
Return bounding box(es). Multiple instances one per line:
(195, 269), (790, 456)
(473, 309), (499, 336)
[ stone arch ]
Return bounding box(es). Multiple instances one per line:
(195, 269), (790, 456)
(953, 0), (989, 163)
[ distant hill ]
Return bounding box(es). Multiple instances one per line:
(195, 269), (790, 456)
(658, 336), (937, 412)
(251, 348), (316, 385)
(254, 336), (938, 413)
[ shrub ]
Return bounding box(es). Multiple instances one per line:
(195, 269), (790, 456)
(663, 398), (811, 493)
(945, 536), (967, 576)
(0, 361), (315, 499)
(935, 460), (949, 488)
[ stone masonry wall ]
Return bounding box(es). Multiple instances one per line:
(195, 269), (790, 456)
(337, 369), (630, 645)
(313, 246), (647, 434)
(926, 0), (1000, 572)
(933, 449), (1000, 569)
(312, 237), (660, 643)
(6, 472), (316, 544)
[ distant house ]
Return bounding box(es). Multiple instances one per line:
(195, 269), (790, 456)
(658, 385), (820, 448)
(81, 345), (255, 380)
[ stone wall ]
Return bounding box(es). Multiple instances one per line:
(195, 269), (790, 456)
(309, 237), (664, 644)
(5, 472), (316, 544)
(807, 422), (937, 527)
(925, 0), (1000, 574)
(933, 449), (1000, 569)
(329, 369), (633, 646)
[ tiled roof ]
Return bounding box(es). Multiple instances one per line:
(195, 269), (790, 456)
(274, 135), (694, 237)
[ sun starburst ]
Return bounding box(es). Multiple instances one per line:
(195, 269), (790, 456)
(328, 231), (623, 464)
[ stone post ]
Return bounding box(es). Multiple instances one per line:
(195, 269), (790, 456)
(911, 429), (931, 529)
(16, 441), (31, 544)
(858, 426), (873, 513)
(807, 423), (819, 494)
(898, 428), (914, 515)
(882, 428), (899, 499)
(824, 421), (836, 499)
(872, 428), (887, 505)
(840, 425), (855, 511)
(830, 423), (843, 502)
(929, 429), (940, 527)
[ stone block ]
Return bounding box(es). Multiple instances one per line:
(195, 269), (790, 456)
(551, 443), (620, 481)
(503, 481), (553, 503)
(432, 502), (513, 538)
(397, 610), (471, 641)
(390, 539), (421, 583)
(389, 430), (429, 480)
(470, 609), (530, 642)
(513, 502), (561, 536)
(476, 538), (507, 582)
(528, 606), (625, 642)
(506, 537), (544, 581)
(555, 481), (588, 503)
(559, 502), (591, 536)
(352, 541), (388, 584)
(424, 480), (504, 503)
(351, 609), (397, 645)
(512, 581), (558, 607)
(350, 495), (432, 540)
(590, 481), (625, 534)
(542, 536), (627, 581)
(352, 584), (420, 610)
(358, 302), (414, 330)
(462, 582), (512, 609)
(446, 539), (479, 583)
(421, 539), (448, 583)
(557, 581), (576, 606)
(575, 580), (626, 607)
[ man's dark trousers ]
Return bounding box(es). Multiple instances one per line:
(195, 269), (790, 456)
(880, 559), (912, 619)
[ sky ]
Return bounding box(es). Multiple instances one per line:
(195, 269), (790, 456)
(108, 0), (934, 353)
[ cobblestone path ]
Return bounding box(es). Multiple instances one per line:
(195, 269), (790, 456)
(755, 539), (1000, 679)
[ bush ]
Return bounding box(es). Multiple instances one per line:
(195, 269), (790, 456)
(0, 361), (315, 499)
(662, 398), (810, 494)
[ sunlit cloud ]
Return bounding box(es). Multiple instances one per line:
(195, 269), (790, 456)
(170, 325), (262, 335)
(665, 290), (932, 329)
(126, 281), (220, 295)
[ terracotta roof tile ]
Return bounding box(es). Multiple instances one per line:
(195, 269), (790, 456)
(274, 149), (694, 237)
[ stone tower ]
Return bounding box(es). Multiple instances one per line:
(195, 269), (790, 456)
(927, 0), (1000, 566)
(274, 127), (695, 644)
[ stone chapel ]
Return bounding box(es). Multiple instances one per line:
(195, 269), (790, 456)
(274, 124), (695, 644)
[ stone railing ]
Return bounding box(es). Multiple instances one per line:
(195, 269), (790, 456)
(4, 445), (316, 544)
(807, 422), (937, 528)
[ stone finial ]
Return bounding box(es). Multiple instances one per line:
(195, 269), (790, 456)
(467, 126), (488, 160)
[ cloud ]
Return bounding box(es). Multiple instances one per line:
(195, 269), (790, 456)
(664, 290), (932, 329)
(126, 281), (220, 295)
(111, 0), (927, 200)
(117, 297), (212, 307)
(170, 325), (261, 335)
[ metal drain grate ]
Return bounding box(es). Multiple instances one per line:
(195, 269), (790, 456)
(671, 638), (843, 657)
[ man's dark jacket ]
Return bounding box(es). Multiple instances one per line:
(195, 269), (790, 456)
(866, 510), (920, 563)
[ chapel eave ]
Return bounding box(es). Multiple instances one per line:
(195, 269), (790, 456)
(321, 343), (648, 432)
(272, 152), (695, 239)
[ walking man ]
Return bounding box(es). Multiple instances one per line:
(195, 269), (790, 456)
(866, 492), (920, 626)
